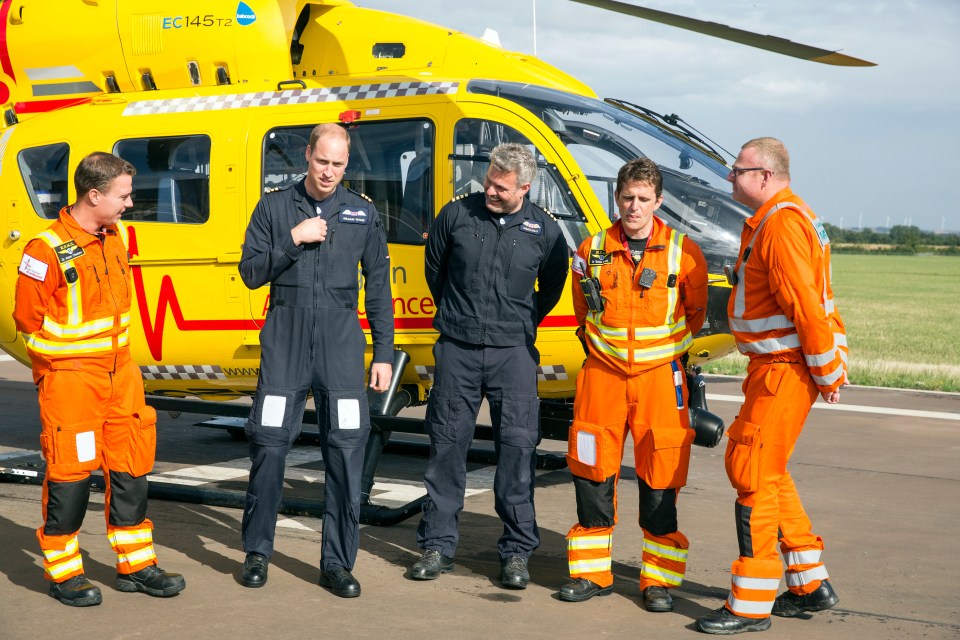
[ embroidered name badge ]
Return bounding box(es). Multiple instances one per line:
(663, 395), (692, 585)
(18, 254), (49, 282)
(520, 220), (543, 235)
(339, 208), (369, 225)
(54, 240), (84, 263)
(812, 219), (830, 247)
(588, 249), (612, 265)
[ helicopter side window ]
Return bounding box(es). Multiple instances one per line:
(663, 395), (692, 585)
(262, 120), (435, 246)
(18, 143), (69, 219)
(452, 118), (589, 252)
(113, 135), (211, 224)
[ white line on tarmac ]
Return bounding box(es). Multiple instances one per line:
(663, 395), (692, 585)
(706, 393), (960, 422)
(0, 354), (13, 362)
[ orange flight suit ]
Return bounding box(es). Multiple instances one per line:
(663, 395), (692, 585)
(721, 187), (847, 618)
(13, 208), (159, 583)
(565, 217), (707, 590)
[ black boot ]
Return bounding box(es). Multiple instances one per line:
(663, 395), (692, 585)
(240, 553), (269, 588)
(319, 567), (361, 598)
(48, 574), (102, 607)
(642, 586), (674, 612)
(696, 607), (771, 634)
(116, 565), (186, 597)
(772, 580), (839, 617)
(499, 556), (529, 589)
(558, 578), (613, 602)
(409, 550), (454, 580)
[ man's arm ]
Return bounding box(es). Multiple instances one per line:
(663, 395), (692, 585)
(13, 241), (59, 336)
(535, 224), (570, 324)
(361, 207), (395, 365)
(680, 237), (709, 337)
(238, 197), (301, 290)
(424, 205), (453, 304)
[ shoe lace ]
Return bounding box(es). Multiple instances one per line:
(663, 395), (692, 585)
(504, 556), (526, 571)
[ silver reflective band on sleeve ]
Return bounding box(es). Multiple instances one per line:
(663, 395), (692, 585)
(737, 334), (801, 355)
(785, 565), (829, 587)
(812, 363), (845, 387)
(823, 298), (835, 314)
(834, 333), (848, 348)
(729, 314), (794, 333)
(804, 348), (837, 368)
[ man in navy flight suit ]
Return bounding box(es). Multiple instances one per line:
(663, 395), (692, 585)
(237, 123), (394, 598)
(410, 143), (569, 589)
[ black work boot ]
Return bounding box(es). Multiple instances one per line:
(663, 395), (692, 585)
(558, 578), (613, 602)
(772, 580), (839, 617)
(499, 556), (530, 589)
(642, 585), (674, 612)
(409, 550), (455, 580)
(240, 553), (269, 588)
(48, 574), (103, 607)
(116, 564), (186, 597)
(696, 607), (771, 634)
(319, 567), (361, 598)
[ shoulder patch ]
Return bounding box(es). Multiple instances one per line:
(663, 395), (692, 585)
(520, 220), (543, 236)
(18, 254), (49, 282)
(53, 240), (84, 264)
(588, 249), (612, 265)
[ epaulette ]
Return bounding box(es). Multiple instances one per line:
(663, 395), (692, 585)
(263, 184), (293, 194)
(359, 192), (373, 203)
(451, 192), (472, 203)
(344, 185), (373, 202)
(542, 207), (558, 222)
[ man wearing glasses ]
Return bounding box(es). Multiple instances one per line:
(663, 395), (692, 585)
(697, 138), (847, 634)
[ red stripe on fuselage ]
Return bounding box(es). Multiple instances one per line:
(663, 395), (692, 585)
(15, 97), (91, 113)
(0, 1), (15, 80)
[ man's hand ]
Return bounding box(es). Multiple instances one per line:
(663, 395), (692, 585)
(820, 371), (848, 404)
(369, 362), (393, 392)
(291, 217), (327, 246)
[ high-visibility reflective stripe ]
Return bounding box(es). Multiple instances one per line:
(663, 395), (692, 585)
(663, 230), (684, 325)
(109, 528), (153, 547)
(35, 230), (84, 327)
(812, 363), (845, 387)
(643, 539), (688, 562)
(569, 557), (612, 574)
(785, 565), (829, 587)
(731, 575), (780, 591)
(634, 333), (692, 361)
(589, 231), (607, 279)
(43, 537), (79, 562)
(726, 594), (774, 616)
(26, 329), (129, 355)
(641, 563), (684, 586)
(589, 317), (629, 340)
(47, 555), (84, 580)
(634, 317), (687, 339)
(568, 534), (612, 551)
(729, 314), (795, 333)
(116, 221), (129, 250)
(117, 545), (157, 567)
(804, 348), (837, 368)
(823, 298), (835, 313)
(737, 334), (801, 355)
(42, 314), (116, 338)
(586, 329), (629, 361)
(834, 333), (848, 348)
(784, 549), (822, 566)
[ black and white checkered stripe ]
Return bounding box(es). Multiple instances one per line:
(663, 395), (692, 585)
(122, 81), (460, 117)
(140, 365), (226, 380)
(415, 365), (435, 381)
(537, 365), (568, 381)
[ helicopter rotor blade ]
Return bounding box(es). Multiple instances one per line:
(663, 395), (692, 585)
(567, 0), (877, 67)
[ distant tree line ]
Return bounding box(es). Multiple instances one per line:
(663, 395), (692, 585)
(824, 223), (960, 255)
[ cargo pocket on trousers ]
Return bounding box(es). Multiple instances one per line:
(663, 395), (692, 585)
(567, 420), (608, 483)
(499, 393), (542, 448)
(724, 418), (762, 493)
(44, 417), (103, 481)
(246, 386), (300, 446)
(641, 427), (695, 489)
(325, 390), (371, 449)
(127, 405), (157, 476)
(425, 386), (464, 444)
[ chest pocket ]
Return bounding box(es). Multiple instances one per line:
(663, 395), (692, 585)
(506, 230), (543, 299)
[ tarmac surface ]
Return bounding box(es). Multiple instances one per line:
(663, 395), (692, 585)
(0, 354), (958, 640)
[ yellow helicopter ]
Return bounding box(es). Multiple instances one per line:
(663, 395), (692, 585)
(0, 0), (873, 409)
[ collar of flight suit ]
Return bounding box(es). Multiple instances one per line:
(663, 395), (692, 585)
(746, 186), (797, 229)
(58, 206), (118, 249)
(602, 215), (669, 256)
(481, 196), (538, 232)
(292, 180), (348, 221)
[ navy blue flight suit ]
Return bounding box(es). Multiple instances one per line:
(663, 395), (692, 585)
(238, 180), (393, 571)
(418, 193), (569, 560)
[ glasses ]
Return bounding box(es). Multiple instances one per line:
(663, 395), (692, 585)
(729, 167), (768, 178)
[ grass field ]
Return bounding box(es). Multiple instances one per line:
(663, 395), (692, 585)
(700, 254), (960, 392)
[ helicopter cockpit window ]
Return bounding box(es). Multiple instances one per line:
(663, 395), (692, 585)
(466, 80), (751, 273)
(113, 135), (211, 224)
(452, 118), (589, 253)
(18, 143), (69, 219)
(262, 119), (435, 246)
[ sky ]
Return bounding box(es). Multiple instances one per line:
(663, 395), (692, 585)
(359, 0), (960, 232)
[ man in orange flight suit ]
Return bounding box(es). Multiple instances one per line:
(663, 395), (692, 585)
(13, 152), (185, 607)
(697, 138), (847, 634)
(559, 158), (708, 612)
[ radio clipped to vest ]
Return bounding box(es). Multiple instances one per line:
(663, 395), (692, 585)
(579, 276), (604, 313)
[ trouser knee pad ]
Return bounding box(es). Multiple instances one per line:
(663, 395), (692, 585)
(638, 479), (677, 536)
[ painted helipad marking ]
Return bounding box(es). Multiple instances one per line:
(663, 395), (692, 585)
(706, 393), (960, 422)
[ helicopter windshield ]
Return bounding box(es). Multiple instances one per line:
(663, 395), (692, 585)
(467, 80), (750, 272)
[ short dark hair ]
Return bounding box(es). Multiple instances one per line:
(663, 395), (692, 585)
(74, 152), (136, 198)
(615, 157), (662, 197)
(308, 123), (351, 153)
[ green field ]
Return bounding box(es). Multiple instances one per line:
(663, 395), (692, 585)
(700, 254), (960, 392)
